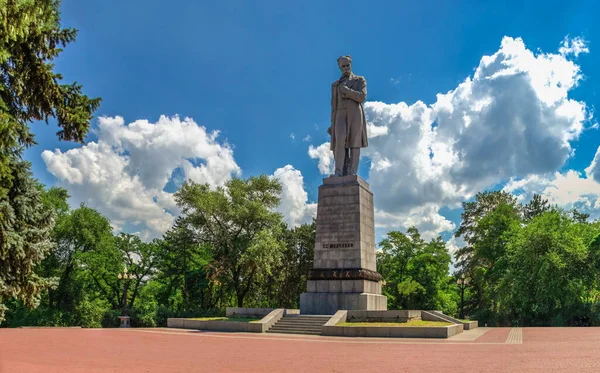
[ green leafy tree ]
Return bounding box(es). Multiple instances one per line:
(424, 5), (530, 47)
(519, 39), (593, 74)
(454, 192), (521, 324)
(261, 221), (315, 308)
(174, 176), (286, 307)
(377, 227), (455, 313)
(498, 210), (590, 326)
(154, 218), (217, 311)
(80, 233), (159, 314)
(48, 204), (114, 312)
(0, 0), (100, 322)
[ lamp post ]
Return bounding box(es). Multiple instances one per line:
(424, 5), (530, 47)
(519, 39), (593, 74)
(117, 267), (135, 328)
(456, 274), (470, 320)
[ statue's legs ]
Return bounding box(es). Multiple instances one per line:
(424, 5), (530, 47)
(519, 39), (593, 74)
(347, 148), (360, 175)
(333, 110), (348, 176)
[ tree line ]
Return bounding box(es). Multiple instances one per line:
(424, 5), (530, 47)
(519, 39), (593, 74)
(4, 181), (599, 327)
(3, 177), (317, 327)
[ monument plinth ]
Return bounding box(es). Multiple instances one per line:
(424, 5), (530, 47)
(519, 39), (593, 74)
(300, 175), (387, 315)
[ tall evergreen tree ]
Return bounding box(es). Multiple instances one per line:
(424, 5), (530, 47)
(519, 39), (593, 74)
(0, 0), (100, 321)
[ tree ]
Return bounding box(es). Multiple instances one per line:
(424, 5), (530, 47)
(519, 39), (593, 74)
(155, 218), (217, 311)
(0, 160), (55, 321)
(498, 210), (590, 326)
(454, 190), (518, 265)
(523, 194), (550, 221)
(48, 204), (114, 312)
(453, 191), (521, 324)
(174, 176), (286, 307)
(377, 227), (455, 313)
(0, 0), (100, 322)
(264, 221), (315, 308)
(79, 233), (159, 314)
(570, 209), (590, 224)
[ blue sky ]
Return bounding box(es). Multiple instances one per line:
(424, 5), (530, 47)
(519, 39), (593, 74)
(26, 0), (600, 246)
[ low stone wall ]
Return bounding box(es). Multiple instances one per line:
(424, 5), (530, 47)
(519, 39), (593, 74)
(323, 310), (348, 331)
(346, 310), (421, 322)
(168, 308), (285, 333)
(422, 310), (453, 323)
(427, 311), (478, 330)
(166, 318), (263, 332)
(463, 321), (478, 330)
(322, 310), (464, 339)
(323, 324), (463, 338)
(258, 309), (285, 332)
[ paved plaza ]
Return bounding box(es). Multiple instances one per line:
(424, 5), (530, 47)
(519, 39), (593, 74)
(1, 327), (599, 372)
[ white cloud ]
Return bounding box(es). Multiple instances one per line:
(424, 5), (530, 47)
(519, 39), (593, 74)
(308, 142), (334, 175)
(303, 135), (312, 142)
(446, 236), (466, 255)
(504, 169), (600, 222)
(43, 115), (241, 239)
(375, 205), (455, 241)
(559, 36), (589, 58)
(585, 146), (600, 183)
(272, 165), (317, 227)
(290, 133), (295, 140)
(308, 36), (593, 239)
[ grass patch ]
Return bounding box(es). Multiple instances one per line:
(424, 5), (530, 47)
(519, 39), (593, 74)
(337, 320), (451, 327)
(460, 319), (473, 323)
(190, 317), (261, 323)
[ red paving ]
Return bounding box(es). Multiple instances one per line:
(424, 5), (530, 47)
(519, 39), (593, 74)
(1, 327), (599, 372)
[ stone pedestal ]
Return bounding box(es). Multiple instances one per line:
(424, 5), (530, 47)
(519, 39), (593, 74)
(300, 175), (387, 315)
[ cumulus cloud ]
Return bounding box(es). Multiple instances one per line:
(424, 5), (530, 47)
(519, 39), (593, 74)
(309, 36), (593, 239)
(503, 169), (600, 221)
(375, 204), (455, 241)
(272, 165), (317, 227)
(43, 115), (241, 239)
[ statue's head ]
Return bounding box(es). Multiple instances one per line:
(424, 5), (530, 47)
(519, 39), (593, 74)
(337, 55), (352, 76)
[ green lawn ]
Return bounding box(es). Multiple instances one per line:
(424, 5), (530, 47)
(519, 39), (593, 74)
(190, 317), (261, 323)
(460, 319), (473, 323)
(337, 320), (451, 327)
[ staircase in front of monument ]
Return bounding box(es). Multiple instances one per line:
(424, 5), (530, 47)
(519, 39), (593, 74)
(266, 315), (330, 335)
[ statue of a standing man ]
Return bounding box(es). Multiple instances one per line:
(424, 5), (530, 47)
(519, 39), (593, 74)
(328, 55), (368, 177)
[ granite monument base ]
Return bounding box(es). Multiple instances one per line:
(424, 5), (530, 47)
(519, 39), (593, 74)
(300, 175), (387, 315)
(300, 292), (387, 315)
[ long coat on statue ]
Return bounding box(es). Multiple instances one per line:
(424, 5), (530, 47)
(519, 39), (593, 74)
(330, 73), (368, 151)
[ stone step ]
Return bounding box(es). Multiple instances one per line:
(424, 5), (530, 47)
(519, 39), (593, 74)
(282, 317), (331, 321)
(266, 329), (322, 335)
(270, 325), (323, 331)
(269, 329), (322, 335)
(274, 324), (325, 329)
(276, 320), (328, 325)
(266, 314), (330, 335)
